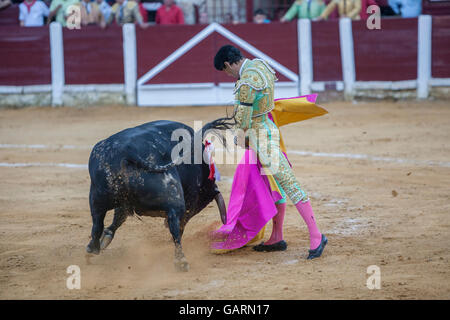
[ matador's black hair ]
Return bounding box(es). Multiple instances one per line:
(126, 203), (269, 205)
(214, 45), (244, 71)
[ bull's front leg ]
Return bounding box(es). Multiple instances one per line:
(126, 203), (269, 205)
(167, 207), (189, 272)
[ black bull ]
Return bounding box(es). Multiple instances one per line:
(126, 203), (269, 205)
(86, 118), (233, 271)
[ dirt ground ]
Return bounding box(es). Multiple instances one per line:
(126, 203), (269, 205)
(0, 100), (449, 300)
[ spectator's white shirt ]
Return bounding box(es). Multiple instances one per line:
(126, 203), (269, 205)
(97, 0), (111, 22)
(19, 0), (49, 27)
(388, 0), (422, 18)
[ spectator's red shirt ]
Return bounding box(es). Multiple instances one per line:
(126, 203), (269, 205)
(138, 3), (148, 23)
(155, 4), (184, 25)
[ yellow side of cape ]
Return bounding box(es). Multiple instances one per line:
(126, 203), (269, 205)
(271, 96), (328, 154)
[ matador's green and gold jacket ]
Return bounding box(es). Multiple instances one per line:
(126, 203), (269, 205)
(233, 58), (278, 131)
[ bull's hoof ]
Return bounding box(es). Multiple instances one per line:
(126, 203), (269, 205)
(100, 229), (114, 250)
(174, 258), (190, 272)
(86, 240), (100, 255)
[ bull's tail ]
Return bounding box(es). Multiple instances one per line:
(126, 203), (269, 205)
(121, 154), (180, 173)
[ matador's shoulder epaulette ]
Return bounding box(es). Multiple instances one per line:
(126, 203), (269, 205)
(253, 58), (276, 75)
(233, 68), (268, 94)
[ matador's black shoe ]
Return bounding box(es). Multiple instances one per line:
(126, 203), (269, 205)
(307, 235), (328, 260)
(253, 240), (287, 252)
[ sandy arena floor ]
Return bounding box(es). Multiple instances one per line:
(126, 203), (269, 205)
(0, 100), (449, 300)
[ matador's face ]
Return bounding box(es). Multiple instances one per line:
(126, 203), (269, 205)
(223, 62), (240, 79)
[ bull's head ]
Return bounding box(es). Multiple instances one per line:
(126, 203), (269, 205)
(196, 116), (235, 225)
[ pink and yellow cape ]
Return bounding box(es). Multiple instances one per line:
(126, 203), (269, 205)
(210, 94), (328, 253)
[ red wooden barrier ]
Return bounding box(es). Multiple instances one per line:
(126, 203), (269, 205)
(311, 20), (343, 82)
(432, 15), (450, 78)
(137, 24), (213, 84)
(220, 22), (298, 83)
(63, 25), (124, 85)
(352, 17), (418, 81)
(0, 26), (51, 86)
(423, 0), (450, 16)
(136, 22), (298, 85)
(0, 5), (19, 26)
(1, 17), (450, 93)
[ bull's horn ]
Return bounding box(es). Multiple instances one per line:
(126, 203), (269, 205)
(215, 192), (227, 225)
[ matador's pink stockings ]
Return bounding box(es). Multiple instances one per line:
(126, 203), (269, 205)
(265, 202), (286, 245)
(295, 200), (322, 250)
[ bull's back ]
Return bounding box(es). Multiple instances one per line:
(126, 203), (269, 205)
(88, 120), (193, 196)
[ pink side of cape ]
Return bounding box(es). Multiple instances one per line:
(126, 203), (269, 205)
(210, 149), (283, 250)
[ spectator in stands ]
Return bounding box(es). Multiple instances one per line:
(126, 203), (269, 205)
(80, 0), (106, 27)
(198, 10), (208, 24)
(280, 0), (326, 21)
(273, 7), (286, 21)
(135, 0), (148, 23)
(223, 12), (239, 24)
(177, 0), (200, 25)
(253, 8), (270, 24)
(376, 0), (397, 16)
(316, 0), (362, 20)
(155, 0), (184, 25)
(96, 0), (111, 22)
(0, 0), (11, 11)
(48, 0), (80, 26)
(388, 0), (421, 18)
(223, 12), (233, 24)
(107, 0), (148, 27)
(19, 0), (49, 26)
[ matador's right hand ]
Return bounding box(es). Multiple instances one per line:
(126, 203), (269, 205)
(234, 134), (249, 149)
